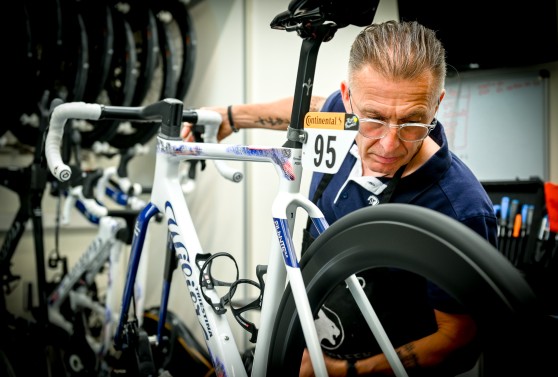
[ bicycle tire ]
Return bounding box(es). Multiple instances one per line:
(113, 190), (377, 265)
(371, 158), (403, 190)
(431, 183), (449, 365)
(58, 0), (89, 103)
(7, 2), (34, 139)
(129, 4), (160, 107)
(102, 2), (161, 149)
(78, 6), (138, 148)
(9, 0), (64, 147)
(32, 0), (89, 104)
(80, 0), (115, 104)
(154, 10), (180, 102)
(150, 0), (197, 101)
(267, 203), (546, 376)
(107, 10), (178, 149)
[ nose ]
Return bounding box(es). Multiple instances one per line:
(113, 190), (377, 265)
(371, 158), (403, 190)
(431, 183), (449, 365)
(378, 126), (401, 150)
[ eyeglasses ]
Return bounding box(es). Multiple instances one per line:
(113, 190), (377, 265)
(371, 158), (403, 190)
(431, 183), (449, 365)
(349, 89), (437, 142)
(358, 117), (437, 142)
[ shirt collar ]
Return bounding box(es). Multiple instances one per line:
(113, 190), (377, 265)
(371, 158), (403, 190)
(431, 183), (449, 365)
(333, 144), (388, 204)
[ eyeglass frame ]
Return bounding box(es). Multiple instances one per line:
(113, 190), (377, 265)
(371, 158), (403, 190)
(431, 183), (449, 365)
(348, 89), (438, 143)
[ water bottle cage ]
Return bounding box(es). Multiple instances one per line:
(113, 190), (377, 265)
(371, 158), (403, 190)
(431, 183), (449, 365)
(197, 253), (267, 343)
(197, 252), (240, 315)
(228, 265), (267, 344)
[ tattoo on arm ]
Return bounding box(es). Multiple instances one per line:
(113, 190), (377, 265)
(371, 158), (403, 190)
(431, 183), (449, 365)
(256, 117), (290, 127)
(310, 96), (326, 112)
(255, 96), (324, 128)
(396, 343), (420, 369)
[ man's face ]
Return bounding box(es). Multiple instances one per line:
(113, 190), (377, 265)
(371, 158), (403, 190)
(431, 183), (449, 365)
(341, 66), (440, 177)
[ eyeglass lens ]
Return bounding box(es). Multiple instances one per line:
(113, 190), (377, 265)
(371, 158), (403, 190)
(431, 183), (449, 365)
(359, 120), (429, 141)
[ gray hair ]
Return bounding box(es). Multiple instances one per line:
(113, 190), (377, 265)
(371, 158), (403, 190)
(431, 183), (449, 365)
(348, 20), (446, 102)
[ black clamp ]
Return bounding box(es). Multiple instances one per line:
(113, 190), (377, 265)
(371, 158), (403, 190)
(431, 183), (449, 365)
(287, 126), (307, 144)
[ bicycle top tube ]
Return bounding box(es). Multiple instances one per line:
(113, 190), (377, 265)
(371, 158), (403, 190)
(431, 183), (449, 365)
(156, 138), (297, 182)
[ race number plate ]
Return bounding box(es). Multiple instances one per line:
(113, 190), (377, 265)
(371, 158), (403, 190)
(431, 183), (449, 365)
(302, 112), (359, 173)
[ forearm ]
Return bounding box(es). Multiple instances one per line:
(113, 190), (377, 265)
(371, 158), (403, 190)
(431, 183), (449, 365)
(355, 311), (477, 375)
(182, 96), (328, 141)
(231, 96), (326, 131)
(356, 337), (451, 375)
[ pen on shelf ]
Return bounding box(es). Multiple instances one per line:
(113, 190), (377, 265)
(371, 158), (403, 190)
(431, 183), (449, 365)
(513, 204), (529, 265)
(526, 205), (535, 236)
(504, 199), (519, 258)
(498, 196), (510, 252)
(521, 204), (535, 265)
(534, 215), (549, 263)
(507, 199), (519, 236)
(509, 212), (522, 265)
(543, 214), (550, 241)
(492, 203), (500, 249)
(513, 214), (521, 237)
(493, 204), (501, 218)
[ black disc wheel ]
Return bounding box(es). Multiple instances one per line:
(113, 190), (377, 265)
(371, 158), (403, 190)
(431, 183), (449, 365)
(267, 204), (552, 376)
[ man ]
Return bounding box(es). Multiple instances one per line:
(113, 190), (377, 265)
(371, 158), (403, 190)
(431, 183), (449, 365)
(182, 20), (497, 377)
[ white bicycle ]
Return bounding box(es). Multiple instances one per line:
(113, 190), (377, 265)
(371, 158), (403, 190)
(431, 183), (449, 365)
(44, 2), (539, 376)
(46, 154), (152, 375)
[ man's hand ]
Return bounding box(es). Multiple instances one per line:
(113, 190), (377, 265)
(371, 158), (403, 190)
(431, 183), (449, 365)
(180, 106), (232, 142)
(299, 349), (351, 377)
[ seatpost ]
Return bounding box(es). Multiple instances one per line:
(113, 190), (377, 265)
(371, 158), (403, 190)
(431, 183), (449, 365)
(284, 23), (338, 148)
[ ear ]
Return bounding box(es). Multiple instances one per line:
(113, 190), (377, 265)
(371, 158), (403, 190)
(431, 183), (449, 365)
(437, 89), (446, 107)
(340, 81), (351, 112)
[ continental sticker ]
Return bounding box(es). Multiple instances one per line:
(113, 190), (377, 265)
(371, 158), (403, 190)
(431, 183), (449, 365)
(304, 112), (359, 131)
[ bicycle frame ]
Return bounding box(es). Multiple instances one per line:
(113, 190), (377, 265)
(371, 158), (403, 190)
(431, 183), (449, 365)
(120, 119), (402, 377)
(1, 91), (58, 328)
(47, 212), (126, 357)
(47, 186), (137, 357)
(129, 135), (331, 375)
(0, 164), (49, 326)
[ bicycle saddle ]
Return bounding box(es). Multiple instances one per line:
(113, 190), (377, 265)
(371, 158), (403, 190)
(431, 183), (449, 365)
(271, 0), (380, 30)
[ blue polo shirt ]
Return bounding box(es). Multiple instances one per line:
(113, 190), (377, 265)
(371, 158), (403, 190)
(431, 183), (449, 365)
(308, 91), (498, 371)
(309, 90), (497, 245)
